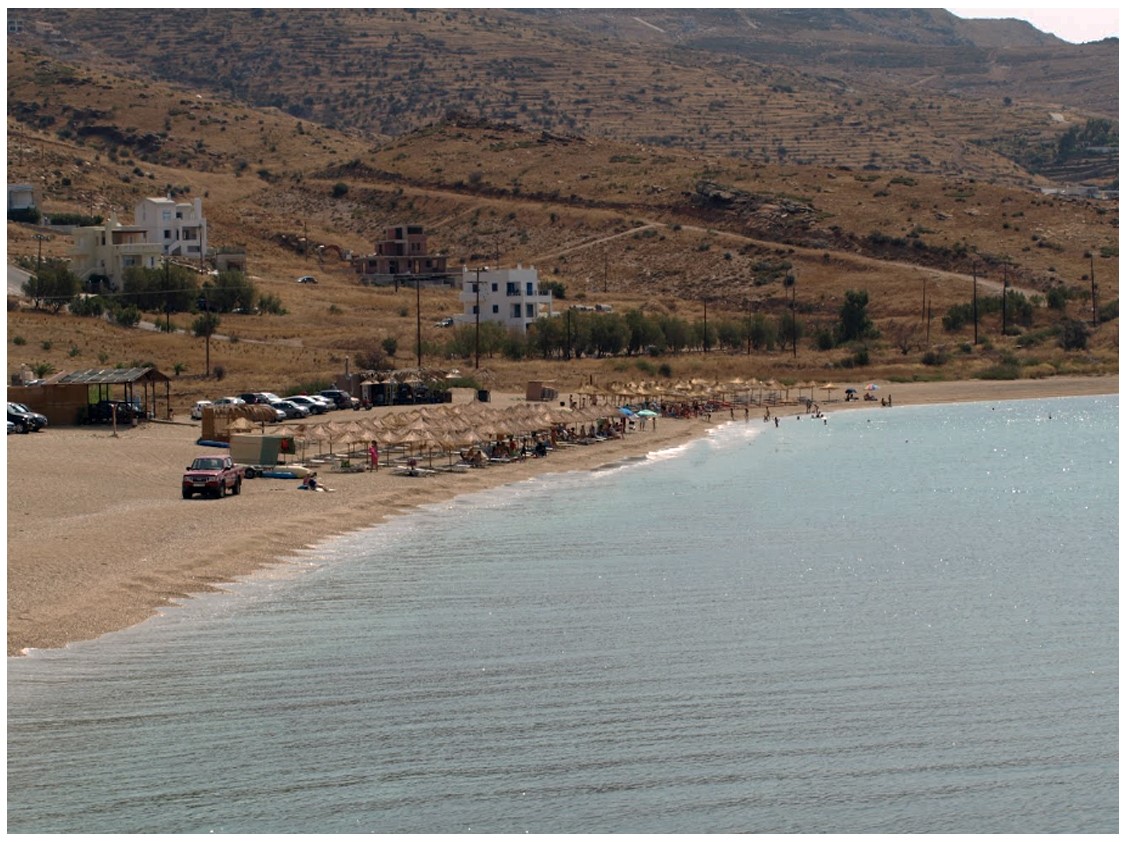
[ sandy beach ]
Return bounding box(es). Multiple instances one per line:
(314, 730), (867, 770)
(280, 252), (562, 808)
(6, 375), (1116, 656)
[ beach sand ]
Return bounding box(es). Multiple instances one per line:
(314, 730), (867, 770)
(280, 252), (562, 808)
(6, 375), (1116, 656)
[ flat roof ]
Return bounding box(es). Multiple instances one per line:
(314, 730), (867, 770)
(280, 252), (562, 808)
(54, 366), (170, 385)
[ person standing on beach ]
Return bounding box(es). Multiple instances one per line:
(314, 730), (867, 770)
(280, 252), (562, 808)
(368, 442), (379, 471)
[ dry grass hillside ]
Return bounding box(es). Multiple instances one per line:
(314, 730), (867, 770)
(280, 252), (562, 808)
(5, 12), (1118, 413)
(10, 9), (1118, 184)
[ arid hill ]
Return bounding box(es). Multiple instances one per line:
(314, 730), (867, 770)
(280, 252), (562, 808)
(5, 10), (1118, 404)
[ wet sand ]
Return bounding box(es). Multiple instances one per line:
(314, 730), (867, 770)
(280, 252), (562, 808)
(6, 375), (1116, 656)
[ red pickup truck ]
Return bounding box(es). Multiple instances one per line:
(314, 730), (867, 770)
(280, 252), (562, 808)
(182, 454), (244, 499)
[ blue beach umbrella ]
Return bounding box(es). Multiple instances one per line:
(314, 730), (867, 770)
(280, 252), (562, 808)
(618, 406), (635, 417)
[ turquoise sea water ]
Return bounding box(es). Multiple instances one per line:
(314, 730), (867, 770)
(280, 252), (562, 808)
(6, 395), (1118, 833)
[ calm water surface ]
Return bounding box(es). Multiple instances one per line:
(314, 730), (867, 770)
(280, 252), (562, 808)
(7, 395), (1118, 833)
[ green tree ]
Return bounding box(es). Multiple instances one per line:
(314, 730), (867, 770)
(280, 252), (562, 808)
(204, 270), (256, 313)
(192, 312), (221, 377)
(22, 259), (80, 312)
(122, 263), (198, 313)
(837, 289), (874, 343)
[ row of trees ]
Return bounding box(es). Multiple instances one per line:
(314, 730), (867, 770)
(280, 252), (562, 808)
(22, 262), (284, 318)
(432, 291), (876, 361)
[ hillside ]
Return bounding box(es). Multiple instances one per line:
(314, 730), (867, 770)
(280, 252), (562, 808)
(5, 10), (1118, 407)
(9, 8), (1118, 185)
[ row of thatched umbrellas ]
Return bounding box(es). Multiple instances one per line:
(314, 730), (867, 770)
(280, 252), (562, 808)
(587, 377), (845, 404)
(284, 376), (852, 461)
(288, 401), (616, 459)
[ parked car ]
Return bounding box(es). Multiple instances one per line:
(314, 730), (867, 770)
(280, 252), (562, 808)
(306, 395), (336, 412)
(236, 392), (272, 405)
(8, 403), (40, 434)
(270, 399), (310, 419)
(212, 396), (246, 407)
(7, 420), (14, 435)
(319, 389), (360, 410)
(434, 317), (455, 327)
(85, 400), (149, 425)
(190, 400), (213, 420)
(283, 395), (326, 414)
(182, 454), (244, 499)
(8, 402), (47, 432)
(297, 275), (318, 284)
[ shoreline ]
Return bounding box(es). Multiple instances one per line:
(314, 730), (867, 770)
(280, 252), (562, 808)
(6, 374), (1117, 657)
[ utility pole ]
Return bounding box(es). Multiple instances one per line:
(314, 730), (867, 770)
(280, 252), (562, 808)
(702, 296), (709, 354)
(1001, 262), (1008, 335)
(791, 273), (797, 359)
(474, 266), (483, 369)
(746, 299), (753, 356)
(972, 263), (979, 346)
(1090, 252), (1098, 327)
(34, 233), (47, 273)
(415, 275), (423, 369)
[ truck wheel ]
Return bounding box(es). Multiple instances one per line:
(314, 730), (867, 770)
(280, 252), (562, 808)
(182, 488), (193, 499)
(244, 467), (257, 479)
(216, 484), (225, 498)
(232, 478), (242, 496)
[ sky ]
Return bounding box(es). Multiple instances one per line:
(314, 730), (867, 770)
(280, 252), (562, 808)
(946, 6), (1119, 43)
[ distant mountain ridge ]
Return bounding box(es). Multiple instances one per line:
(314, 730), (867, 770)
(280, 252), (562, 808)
(7, 8), (1118, 186)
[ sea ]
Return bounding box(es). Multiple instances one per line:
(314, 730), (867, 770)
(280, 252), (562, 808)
(6, 394), (1118, 834)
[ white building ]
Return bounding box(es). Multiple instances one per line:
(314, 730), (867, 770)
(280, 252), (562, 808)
(71, 214), (164, 284)
(133, 196), (207, 260)
(70, 196), (208, 286)
(457, 265), (555, 333)
(7, 183), (37, 211)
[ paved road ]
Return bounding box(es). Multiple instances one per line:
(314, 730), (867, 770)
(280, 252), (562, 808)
(8, 264), (31, 297)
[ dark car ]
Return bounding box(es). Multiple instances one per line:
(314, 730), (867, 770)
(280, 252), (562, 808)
(7, 402), (44, 434)
(319, 389), (360, 410)
(86, 400), (149, 424)
(9, 402), (47, 431)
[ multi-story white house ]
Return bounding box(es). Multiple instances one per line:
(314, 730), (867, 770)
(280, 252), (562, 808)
(133, 196), (207, 260)
(70, 196), (208, 286)
(71, 214), (164, 285)
(457, 265), (555, 333)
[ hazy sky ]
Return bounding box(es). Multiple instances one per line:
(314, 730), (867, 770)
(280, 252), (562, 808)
(947, 7), (1119, 43)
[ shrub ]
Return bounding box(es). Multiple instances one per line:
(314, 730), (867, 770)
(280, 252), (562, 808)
(70, 296), (105, 317)
(1058, 319), (1090, 351)
(977, 364), (1020, 380)
(331, 181), (349, 198)
(12, 335), (26, 346)
(8, 207), (41, 223)
(1098, 299), (1118, 323)
(114, 305), (141, 328)
(921, 348), (949, 366)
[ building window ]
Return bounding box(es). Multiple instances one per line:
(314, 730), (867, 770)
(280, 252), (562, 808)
(511, 304), (522, 319)
(506, 282), (518, 296)
(526, 303), (536, 318)
(491, 304), (499, 314)
(526, 282), (534, 295)
(491, 283), (498, 292)
(162, 210), (171, 222)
